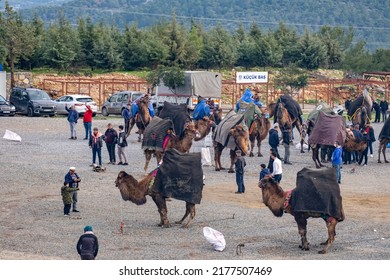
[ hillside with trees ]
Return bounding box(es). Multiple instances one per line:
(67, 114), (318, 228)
(17, 0), (390, 52)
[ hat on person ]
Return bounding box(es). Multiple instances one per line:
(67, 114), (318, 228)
(69, 166), (76, 171)
(273, 123), (279, 128)
(84, 225), (93, 232)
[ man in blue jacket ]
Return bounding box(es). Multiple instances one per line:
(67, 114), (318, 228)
(64, 166), (81, 213)
(331, 141), (343, 184)
(268, 123), (281, 159)
(65, 104), (79, 140)
(193, 97), (211, 120)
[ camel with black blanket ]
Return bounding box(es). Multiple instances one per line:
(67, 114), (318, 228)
(378, 117), (390, 163)
(347, 89), (372, 130)
(116, 149), (204, 228)
(259, 167), (344, 254)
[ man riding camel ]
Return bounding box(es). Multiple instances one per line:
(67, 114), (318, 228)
(192, 96), (211, 121)
(131, 94), (155, 119)
(235, 88), (263, 112)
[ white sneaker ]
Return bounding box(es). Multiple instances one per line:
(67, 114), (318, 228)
(370, 154), (373, 158)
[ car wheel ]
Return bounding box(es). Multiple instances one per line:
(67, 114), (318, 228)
(27, 106), (34, 117)
(102, 107), (109, 116)
(49, 114), (55, 117)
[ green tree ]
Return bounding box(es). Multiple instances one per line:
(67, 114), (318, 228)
(43, 13), (78, 72)
(343, 41), (373, 73)
(274, 67), (308, 95)
(182, 21), (204, 70)
(93, 25), (123, 71)
(76, 17), (98, 69)
(272, 23), (300, 67)
(1, 1), (36, 87)
(371, 49), (390, 71)
(167, 14), (186, 67)
(297, 30), (326, 70)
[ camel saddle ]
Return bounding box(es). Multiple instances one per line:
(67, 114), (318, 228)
(155, 148), (204, 204)
(290, 167), (344, 221)
(157, 102), (191, 137)
(142, 117), (173, 151)
(308, 111), (346, 146)
(307, 102), (335, 123)
(213, 110), (248, 150)
(379, 117), (390, 139)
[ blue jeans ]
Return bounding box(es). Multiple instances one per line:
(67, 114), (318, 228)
(333, 164), (341, 183)
(84, 122), (92, 139)
(274, 174), (282, 183)
(236, 173), (245, 193)
(92, 147), (102, 166)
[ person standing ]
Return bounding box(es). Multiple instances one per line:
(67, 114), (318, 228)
(268, 123), (281, 159)
(122, 103), (132, 137)
(76, 225), (99, 260)
(61, 183), (79, 216)
(104, 123), (118, 165)
(64, 167), (81, 213)
(373, 100), (381, 123)
(331, 141), (343, 183)
(89, 127), (104, 166)
(380, 98), (388, 122)
(65, 105), (79, 140)
(234, 150), (246, 194)
(83, 104), (93, 140)
(117, 125), (128, 165)
(270, 151), (283, 183)
(282, 127), (292, 164)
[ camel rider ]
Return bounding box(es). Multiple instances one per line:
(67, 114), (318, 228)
(193, 97), (211, 121)
(253, 94), (263, 109)
(131, 94), (155, 118)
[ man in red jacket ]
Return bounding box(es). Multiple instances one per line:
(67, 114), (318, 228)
(83, 104), (93, 140)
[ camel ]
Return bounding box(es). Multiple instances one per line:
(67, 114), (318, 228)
(116, 170), (197, 228)
(143, 122), (198, 171)
(129, 96), (152, 142)
(214, 124), (249, 172)
(377, 117), (390, 163)
(249, 113), (271, 157)
(259, 173), (344, 254)
(344, 132), (368, 163)
(351, 105), (370, 130)
(348, 90), (372, 130)
(193, 117), (215, 141)
(268, 97), (304, 153)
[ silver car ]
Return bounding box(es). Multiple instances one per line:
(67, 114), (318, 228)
(101, 91), (143, 116)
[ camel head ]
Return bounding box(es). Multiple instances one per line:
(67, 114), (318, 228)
(230, 125), (249, 155)
(194, 117), (215, 141)
(183, 121), (198, 139)
(276, 102), (291, 127)
(267, 102), (276, 118)
(259, 176), (286, 217)
(115, 171), (148, 205)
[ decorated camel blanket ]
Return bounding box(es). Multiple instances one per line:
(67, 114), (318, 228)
(308, 111), (346, 146)
(157, 101), (191, 137)
(142, 117), (173, 151)
(290, 167), (344, 221)
(155, 148), (204, 204)
(213, 110), (247, 150)
(379, 117), (390, 139)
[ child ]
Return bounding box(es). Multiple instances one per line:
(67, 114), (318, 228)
(331, 141), (342, 184)
(61, 184), (79, 216)
(259, 163), (270, 180)
(234, 150), (246, 194)
(117, 125), (128, 165)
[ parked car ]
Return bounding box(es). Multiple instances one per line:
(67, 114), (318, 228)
(101, 91), (143, 116)
(0, 95), (16, 116)
(9, 87), (56, 117)
(55, 94), (98, 116)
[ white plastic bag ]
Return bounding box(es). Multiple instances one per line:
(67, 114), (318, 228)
(3, 130), (21, 142)
(295, 143), (308, 150)
(204, 131), (212, 147)
(201, 147), (212, 166)
(203, 226), (226, 251)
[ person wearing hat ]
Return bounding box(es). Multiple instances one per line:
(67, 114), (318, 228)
(234, 150), (246, 194)
(268, 123), (281, 159)
(64, 167), (81, 213)
(76, 225), (99, 260)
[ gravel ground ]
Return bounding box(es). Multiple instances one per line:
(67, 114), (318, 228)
(0, 115), (389, 260)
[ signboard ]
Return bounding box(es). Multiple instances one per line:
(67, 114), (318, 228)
(236, 71), (268, 84)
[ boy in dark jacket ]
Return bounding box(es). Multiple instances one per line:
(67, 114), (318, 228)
(77, 225), (99, 260)
(259, 163), (270, 180)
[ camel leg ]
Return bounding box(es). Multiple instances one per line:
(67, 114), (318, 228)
(378, 142), (382, 163)
(175, 202), (195, 228)
(249, 138), (255, 157)
(295, 214), (310, 251)
(144, 150), (152, 171)
(214, 145), (221, 171)
(137, 129), (142, 142)
(312, 147), (322, 169)
(152, 194), (170, 227)
(319, 217), (337, 254)
(257, 137), (263, 157)
(127, 118), (135, 136)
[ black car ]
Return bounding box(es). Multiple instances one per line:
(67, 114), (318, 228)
(0, 95), (16, 116)
(9, 87), (56, 117)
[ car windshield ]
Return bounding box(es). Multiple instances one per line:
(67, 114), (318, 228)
(28, 89), (51, 100)
(0, 95), (6, 104)
(76, 97), (93, 103)
(132, 93), (142, 101)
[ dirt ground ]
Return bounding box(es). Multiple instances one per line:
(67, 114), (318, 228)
(0, 115), (389, 260)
